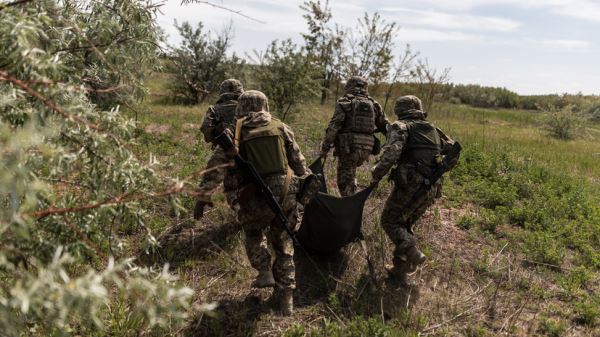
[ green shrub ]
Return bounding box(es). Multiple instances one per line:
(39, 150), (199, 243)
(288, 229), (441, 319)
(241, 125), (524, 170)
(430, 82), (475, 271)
(542, 105), (584, 140)
(538, 318), (567, 337)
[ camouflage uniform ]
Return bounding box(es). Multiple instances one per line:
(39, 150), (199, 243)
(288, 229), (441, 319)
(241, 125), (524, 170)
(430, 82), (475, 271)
(225, 91), (308, 300)
(321, 76), (388, 196)
(197, 79), (243, 195)
(371, 95), (458, 278)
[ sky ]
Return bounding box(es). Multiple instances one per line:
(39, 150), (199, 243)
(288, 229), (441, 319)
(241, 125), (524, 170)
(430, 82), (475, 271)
(157, 0), (600, 95)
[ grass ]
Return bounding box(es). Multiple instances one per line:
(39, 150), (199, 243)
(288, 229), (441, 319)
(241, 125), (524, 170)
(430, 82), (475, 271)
(124, 72), (600, 336)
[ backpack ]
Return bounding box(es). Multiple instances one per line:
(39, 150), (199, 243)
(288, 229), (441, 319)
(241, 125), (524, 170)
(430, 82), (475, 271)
(237, 119), (288, 176)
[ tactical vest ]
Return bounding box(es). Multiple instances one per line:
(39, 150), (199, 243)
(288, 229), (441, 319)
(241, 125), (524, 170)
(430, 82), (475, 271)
(400, 120), (442, 166)
(214, 100), (238, 131)
(239, 119), (288, 176)
(341, 95), (376, 134)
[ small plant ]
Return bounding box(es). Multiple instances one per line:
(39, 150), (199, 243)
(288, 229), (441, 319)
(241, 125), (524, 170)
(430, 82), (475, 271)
(538, 317), (567, 337)
(574, 296), (599, 327)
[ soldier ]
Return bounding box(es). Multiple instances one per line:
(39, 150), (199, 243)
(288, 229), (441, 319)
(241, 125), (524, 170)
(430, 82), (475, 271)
(226, 90), (308, 316)
(370, 95), (459, 285)
(194, 79), (243, 219)
(320, 76), (388, 196)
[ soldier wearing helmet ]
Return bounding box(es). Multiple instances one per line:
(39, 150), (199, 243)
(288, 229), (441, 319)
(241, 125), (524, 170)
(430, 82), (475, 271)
(194, 79), (244, 219)
(370, 95), (459, 286)
(320, 76), (389, 196)
(224, 90), (308, 316)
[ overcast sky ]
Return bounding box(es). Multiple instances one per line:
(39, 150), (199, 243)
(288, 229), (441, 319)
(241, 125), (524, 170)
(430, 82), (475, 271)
(157, 0), (600, 95)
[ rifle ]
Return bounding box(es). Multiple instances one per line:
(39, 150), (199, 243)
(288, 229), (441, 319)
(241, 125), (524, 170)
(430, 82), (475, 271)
(214, 131), (300, 246)
(401, 141), (462, 226)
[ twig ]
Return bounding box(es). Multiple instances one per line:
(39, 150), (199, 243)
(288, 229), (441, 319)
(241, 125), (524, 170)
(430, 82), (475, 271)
(421, 305), (481, 333)
(0, 0), (33, 10)
(62, 214), (107, 261)
(181, 0), (266, 24)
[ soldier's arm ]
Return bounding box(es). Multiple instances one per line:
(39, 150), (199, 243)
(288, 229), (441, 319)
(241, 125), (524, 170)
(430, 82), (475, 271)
(200, 106), (218, 143)
(371, 123), (408, 182)
(321, 101), (348, 152)
(282, 124), (309, 176)
(373, 101), (389, 134)
(436, 127), (459, 170)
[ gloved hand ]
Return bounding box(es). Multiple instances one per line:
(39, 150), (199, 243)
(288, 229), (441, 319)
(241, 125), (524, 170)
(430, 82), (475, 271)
(193, 200), (213, 220)
(369, 178), (380, 188)
(320, 148), (330, 159)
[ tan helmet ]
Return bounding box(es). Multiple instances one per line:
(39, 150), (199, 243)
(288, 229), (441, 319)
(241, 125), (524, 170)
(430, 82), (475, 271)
(219, 78), (244, 96)
(236, 90), (269, 117)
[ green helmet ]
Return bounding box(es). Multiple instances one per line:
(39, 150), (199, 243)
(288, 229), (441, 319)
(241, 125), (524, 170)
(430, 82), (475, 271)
(394, 95), (424, 119)
(344, 76), (368, 95)
(219, 78), (244, 96)
(236, 90), (269, 117)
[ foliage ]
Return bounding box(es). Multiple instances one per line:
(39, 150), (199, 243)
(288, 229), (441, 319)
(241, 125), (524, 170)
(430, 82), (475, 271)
(347, 12), (397, 86)
(448, 146), (600, 268)
(448, 84), (519, 109)
(301, 0), (345, 104)
(253, 39), (320, 120)
(0, 1), (196, 335)
(542, 105), (584, 140)
(168, 20), (245, 104)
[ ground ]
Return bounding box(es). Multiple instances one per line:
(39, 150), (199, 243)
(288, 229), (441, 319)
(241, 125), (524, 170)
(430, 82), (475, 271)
(128, 73), (600, 336)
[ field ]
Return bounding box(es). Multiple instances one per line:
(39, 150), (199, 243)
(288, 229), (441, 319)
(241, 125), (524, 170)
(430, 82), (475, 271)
(128, 73), (600, 336)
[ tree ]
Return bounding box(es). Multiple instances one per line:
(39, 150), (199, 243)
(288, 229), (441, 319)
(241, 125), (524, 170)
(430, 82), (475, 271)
(169, 21), (245, 104)
(411, 58), (451, 112)
(347, 12), (398, 89)
(0, 1), (199, 335)
(253, 39), (319, 121)
(383, 45), (419, 113)
(300, 0), (344, 105)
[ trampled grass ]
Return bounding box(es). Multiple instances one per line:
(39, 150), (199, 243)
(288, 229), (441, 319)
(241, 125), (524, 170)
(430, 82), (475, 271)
(126, 74), (599, 336)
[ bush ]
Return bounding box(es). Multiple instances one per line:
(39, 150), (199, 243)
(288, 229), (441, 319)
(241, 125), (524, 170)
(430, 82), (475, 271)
(542, 105), (584, 140)
(253, 39), (320, 121)
(168, 21), (245, 104)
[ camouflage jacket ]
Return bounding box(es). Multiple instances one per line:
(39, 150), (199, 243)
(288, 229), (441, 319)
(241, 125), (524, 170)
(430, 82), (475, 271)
(200, 93), (239, 144)
(371, 113), (455, 182)
(225, 110), (309, 197)
(321, 94), (388, 152)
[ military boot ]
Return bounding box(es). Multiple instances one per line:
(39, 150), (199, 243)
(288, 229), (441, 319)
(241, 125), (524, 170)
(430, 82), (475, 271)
(405, 246), (427, 273)
(279, 289), (294, 316)
(251, 270), (275, 288)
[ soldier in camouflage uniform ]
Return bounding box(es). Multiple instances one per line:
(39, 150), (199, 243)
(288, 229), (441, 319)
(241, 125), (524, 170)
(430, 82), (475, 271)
(194, 79), (243, 219)
(225, 90), (309, 316)
(320, 76), (388, 196)
(370, 95), (459, 285)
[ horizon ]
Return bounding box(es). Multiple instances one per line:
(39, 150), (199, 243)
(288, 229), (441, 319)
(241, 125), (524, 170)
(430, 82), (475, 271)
(157, 0), (600, 96)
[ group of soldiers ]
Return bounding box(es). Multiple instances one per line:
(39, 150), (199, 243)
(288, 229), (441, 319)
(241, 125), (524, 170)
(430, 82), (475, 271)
(193, 76), (459, 316)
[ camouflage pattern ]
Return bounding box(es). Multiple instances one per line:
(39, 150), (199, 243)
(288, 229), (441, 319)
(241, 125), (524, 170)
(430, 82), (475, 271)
(372, 96), (457, 272)
(219, 78), (243, 95)
(236, 90), (269, 117)
(321, 76), (388, 196)
(228, 91), (308, 292)
(337, 148), (371, 196)
(200, 79), (243, 144)
(197, 79), (243, 196)
(394, 95), (422, 118)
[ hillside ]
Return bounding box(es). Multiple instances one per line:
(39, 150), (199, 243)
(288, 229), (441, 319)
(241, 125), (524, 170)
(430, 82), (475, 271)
(130, 73), (600, 337)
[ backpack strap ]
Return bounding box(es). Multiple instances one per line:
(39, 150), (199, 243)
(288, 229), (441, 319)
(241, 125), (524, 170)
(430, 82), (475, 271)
(234, 116), (246, 150)
(280, 167), (293, 208)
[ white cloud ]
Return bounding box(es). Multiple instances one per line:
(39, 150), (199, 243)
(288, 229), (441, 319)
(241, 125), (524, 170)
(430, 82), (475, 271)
(397, 28), (483, 42)
(381, 7), (521, 32)
(540, 39), (592, 50)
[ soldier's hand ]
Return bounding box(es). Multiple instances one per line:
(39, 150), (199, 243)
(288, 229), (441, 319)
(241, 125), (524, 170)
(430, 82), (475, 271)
(320, 148), (330, 159)
(369, 178), (380, 188)
(193, 200), (213, 220)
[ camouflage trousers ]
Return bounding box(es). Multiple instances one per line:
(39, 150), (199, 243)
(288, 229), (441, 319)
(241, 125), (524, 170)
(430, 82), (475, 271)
(198, 146), (231, 193)
(238, 192), (298, 291)
(336, 149), (371, 197)
(380, 177), (439, 269)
